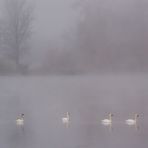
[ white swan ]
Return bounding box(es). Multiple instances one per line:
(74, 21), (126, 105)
(62, 112), (70, 124)
(16, 114), (24, 125)
(102, 113), (113, 125)
(126, 114), (139, 125)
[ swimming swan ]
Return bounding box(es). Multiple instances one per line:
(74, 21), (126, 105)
(126, 114), (139, 125)
(102, 113), (113, 125)
(62, 112), (70, 124)
(16, 114), (24, 125)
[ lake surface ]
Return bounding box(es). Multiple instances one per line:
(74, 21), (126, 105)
(0, 74), (147, 148)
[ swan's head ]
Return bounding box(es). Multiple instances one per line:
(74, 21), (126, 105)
(135, 114), (139, 118)
(21, 114), (24, 118)
(109, 113), (114, 117)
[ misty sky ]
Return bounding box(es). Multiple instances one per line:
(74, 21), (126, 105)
(31, 0), (77, 51)
(20, 0), (79, 66)
(0, 0), (148, 72)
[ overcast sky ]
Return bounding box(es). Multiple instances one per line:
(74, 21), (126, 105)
(31, 0), (78, 50)
(1, 0), (148, 71)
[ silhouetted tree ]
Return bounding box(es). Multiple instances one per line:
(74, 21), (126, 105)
(2, 0), (33, 73)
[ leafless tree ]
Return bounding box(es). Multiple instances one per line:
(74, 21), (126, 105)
(2, 0), (33, 73)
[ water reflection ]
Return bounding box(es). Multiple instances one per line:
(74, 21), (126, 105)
(125, 122), (140, 131)
(102, 122), (113, 132)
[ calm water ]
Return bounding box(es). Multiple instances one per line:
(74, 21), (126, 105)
(0, 75), (147, 148)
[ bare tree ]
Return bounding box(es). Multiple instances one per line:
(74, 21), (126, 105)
(2, 0), (33, 73)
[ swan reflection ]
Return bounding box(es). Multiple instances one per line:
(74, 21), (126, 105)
(101, 113), (113, 131)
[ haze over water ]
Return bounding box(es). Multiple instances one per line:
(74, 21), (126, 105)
(0, 75), (147, 148)
(0, 0), (148, 147)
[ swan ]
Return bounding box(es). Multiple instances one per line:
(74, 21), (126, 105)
(102, 113), (113, 125)
(125, 114), (139, 125)
(62, 112), (70, 124)
(16, 114), (24, 125)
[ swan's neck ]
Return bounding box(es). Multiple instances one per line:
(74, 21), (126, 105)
(134, 115), (138, 122)
(67, 114), (69, 119)
(109, 115), (112, 121)
(66, 113), (69, 119)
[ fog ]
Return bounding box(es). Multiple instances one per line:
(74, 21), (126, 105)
(0, 0), (147, 74)
(0, 0), (148, 148)
(0, 75), (148, 148)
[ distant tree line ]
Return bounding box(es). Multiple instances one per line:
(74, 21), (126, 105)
(69, 0), (148, 73)
(39, 0), (148, 74)
(0, 0), (148, 75)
